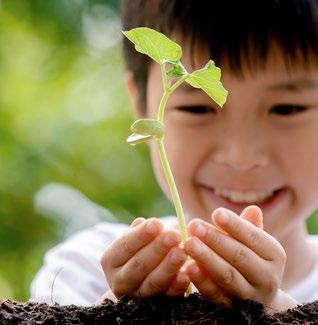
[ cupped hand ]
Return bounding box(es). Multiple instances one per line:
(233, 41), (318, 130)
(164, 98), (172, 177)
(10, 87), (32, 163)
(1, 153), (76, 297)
(184, 206), (296, 312)
(101, 217), (190, 299)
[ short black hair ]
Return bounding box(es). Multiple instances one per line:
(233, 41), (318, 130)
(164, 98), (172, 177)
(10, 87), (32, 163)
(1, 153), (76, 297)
(121, 0), (318, 111)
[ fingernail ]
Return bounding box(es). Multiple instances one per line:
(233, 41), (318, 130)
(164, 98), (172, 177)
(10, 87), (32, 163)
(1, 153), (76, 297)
(190, 264), (200, 275)
(193, 222), (207, 237)
(163, 233), (178, 247)
(170, 250), (185, 264)
(190, 239), (203, 255)
(176, 273), (188, 284)
(146, 219), (159, 234)
(216, 209), (230, 225)
(131, 217), (145, 227)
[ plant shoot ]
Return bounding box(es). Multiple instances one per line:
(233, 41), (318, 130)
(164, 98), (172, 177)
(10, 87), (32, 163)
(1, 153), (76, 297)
(124, 27), (228, 243)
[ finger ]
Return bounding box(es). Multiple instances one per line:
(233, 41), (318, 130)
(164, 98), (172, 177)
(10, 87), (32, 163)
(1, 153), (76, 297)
(102, 218), (163, 268)
(240, 206), (263, 229)
(188, 219), (268, 285)
(118, 229), (182, 293)
(184, 237), (253, 298)
(166, 269), (190, 296)
(95, 290), (118, 304)
(139, 246), (187, 296)
(131, 217), (146, 227)
(211, 208), (282, 260)
(185, 260), (231, 305)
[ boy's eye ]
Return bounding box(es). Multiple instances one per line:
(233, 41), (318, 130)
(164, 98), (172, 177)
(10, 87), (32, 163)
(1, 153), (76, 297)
(270, 104), (308, 116)
(176, 105), (216, 114)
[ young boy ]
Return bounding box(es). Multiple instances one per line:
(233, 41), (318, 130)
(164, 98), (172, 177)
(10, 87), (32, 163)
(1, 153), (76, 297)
(30, 0), (318, 313)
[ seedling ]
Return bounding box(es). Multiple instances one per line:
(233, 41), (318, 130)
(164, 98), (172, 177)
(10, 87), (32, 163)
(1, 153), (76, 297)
(125, 27), (227, 244)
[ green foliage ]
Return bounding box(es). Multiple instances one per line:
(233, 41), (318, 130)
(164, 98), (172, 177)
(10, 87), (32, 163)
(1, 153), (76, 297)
(127, 119), (165, 145)
(123, 27), (182, 64)
(185, 60), (228, 107)
(307, 210), (318, 235)
(166, 60), (187, 78)
(123, 28), (227, 108)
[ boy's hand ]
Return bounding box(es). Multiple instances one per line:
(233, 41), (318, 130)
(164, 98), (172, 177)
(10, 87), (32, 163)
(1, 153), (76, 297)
(184, 206), (297, 312)
(100, 217), (189, 299)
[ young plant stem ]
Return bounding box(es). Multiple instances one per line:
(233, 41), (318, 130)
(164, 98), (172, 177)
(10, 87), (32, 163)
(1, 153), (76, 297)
(156, 65), (190, 242)
(125, 28), (227, 297)
(156, 139), (188, 242)
(157, 64), (192, 295)
(123, 27), (227, 295)
(156, 137), (192, 296)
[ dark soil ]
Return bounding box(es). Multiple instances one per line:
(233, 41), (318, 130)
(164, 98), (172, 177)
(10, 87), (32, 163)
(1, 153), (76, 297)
(0, 294), (317, 324)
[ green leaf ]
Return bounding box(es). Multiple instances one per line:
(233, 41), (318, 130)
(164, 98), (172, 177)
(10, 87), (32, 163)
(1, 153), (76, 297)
(127, 119), (165, 145)
(130, 119), (164, 138)
(123, 27), (182, 65)
(127, 133), (153, 145)
(186, 60), (228, 107)
(166, 60), (188, 78)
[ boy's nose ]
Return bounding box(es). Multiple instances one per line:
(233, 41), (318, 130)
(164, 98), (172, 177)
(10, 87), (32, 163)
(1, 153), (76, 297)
(212, 126), (270, 171)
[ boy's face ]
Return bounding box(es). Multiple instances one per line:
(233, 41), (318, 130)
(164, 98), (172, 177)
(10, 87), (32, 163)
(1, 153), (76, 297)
(129, 43), (318, 241)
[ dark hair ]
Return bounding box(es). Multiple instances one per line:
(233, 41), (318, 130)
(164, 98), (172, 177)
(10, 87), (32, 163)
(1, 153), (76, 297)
(121, 0), (318, 111)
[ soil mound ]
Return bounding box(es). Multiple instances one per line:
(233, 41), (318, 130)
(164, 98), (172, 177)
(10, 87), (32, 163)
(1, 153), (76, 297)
(1, 294), (317, 324)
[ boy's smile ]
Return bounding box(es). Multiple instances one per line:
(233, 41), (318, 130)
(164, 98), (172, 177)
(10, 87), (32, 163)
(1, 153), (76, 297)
(133, 44), (318, 244)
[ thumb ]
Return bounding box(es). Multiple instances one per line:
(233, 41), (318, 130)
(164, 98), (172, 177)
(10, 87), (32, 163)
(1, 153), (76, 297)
(240, 205), (263, 229)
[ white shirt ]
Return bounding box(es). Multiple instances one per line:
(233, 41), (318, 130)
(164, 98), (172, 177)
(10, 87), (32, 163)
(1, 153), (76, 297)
(30, 217), (318, 306)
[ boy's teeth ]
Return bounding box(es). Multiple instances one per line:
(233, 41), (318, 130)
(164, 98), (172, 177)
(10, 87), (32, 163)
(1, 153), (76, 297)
(214, 189), (274, 203)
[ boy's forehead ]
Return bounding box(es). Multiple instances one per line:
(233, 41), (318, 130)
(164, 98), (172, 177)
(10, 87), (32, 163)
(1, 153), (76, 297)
(168, 31), (210, 70)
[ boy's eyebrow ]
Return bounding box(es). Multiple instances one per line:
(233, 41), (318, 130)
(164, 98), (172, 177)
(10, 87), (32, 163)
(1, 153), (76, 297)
(267, 78), (318, 91)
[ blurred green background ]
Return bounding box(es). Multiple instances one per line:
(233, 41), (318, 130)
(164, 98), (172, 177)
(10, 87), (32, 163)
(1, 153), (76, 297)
(0, 0), (317, 302)
(0, 0), (174, 301)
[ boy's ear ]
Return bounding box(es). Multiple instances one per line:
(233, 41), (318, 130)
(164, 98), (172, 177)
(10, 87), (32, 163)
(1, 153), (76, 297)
(124, 71), (144, 119)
